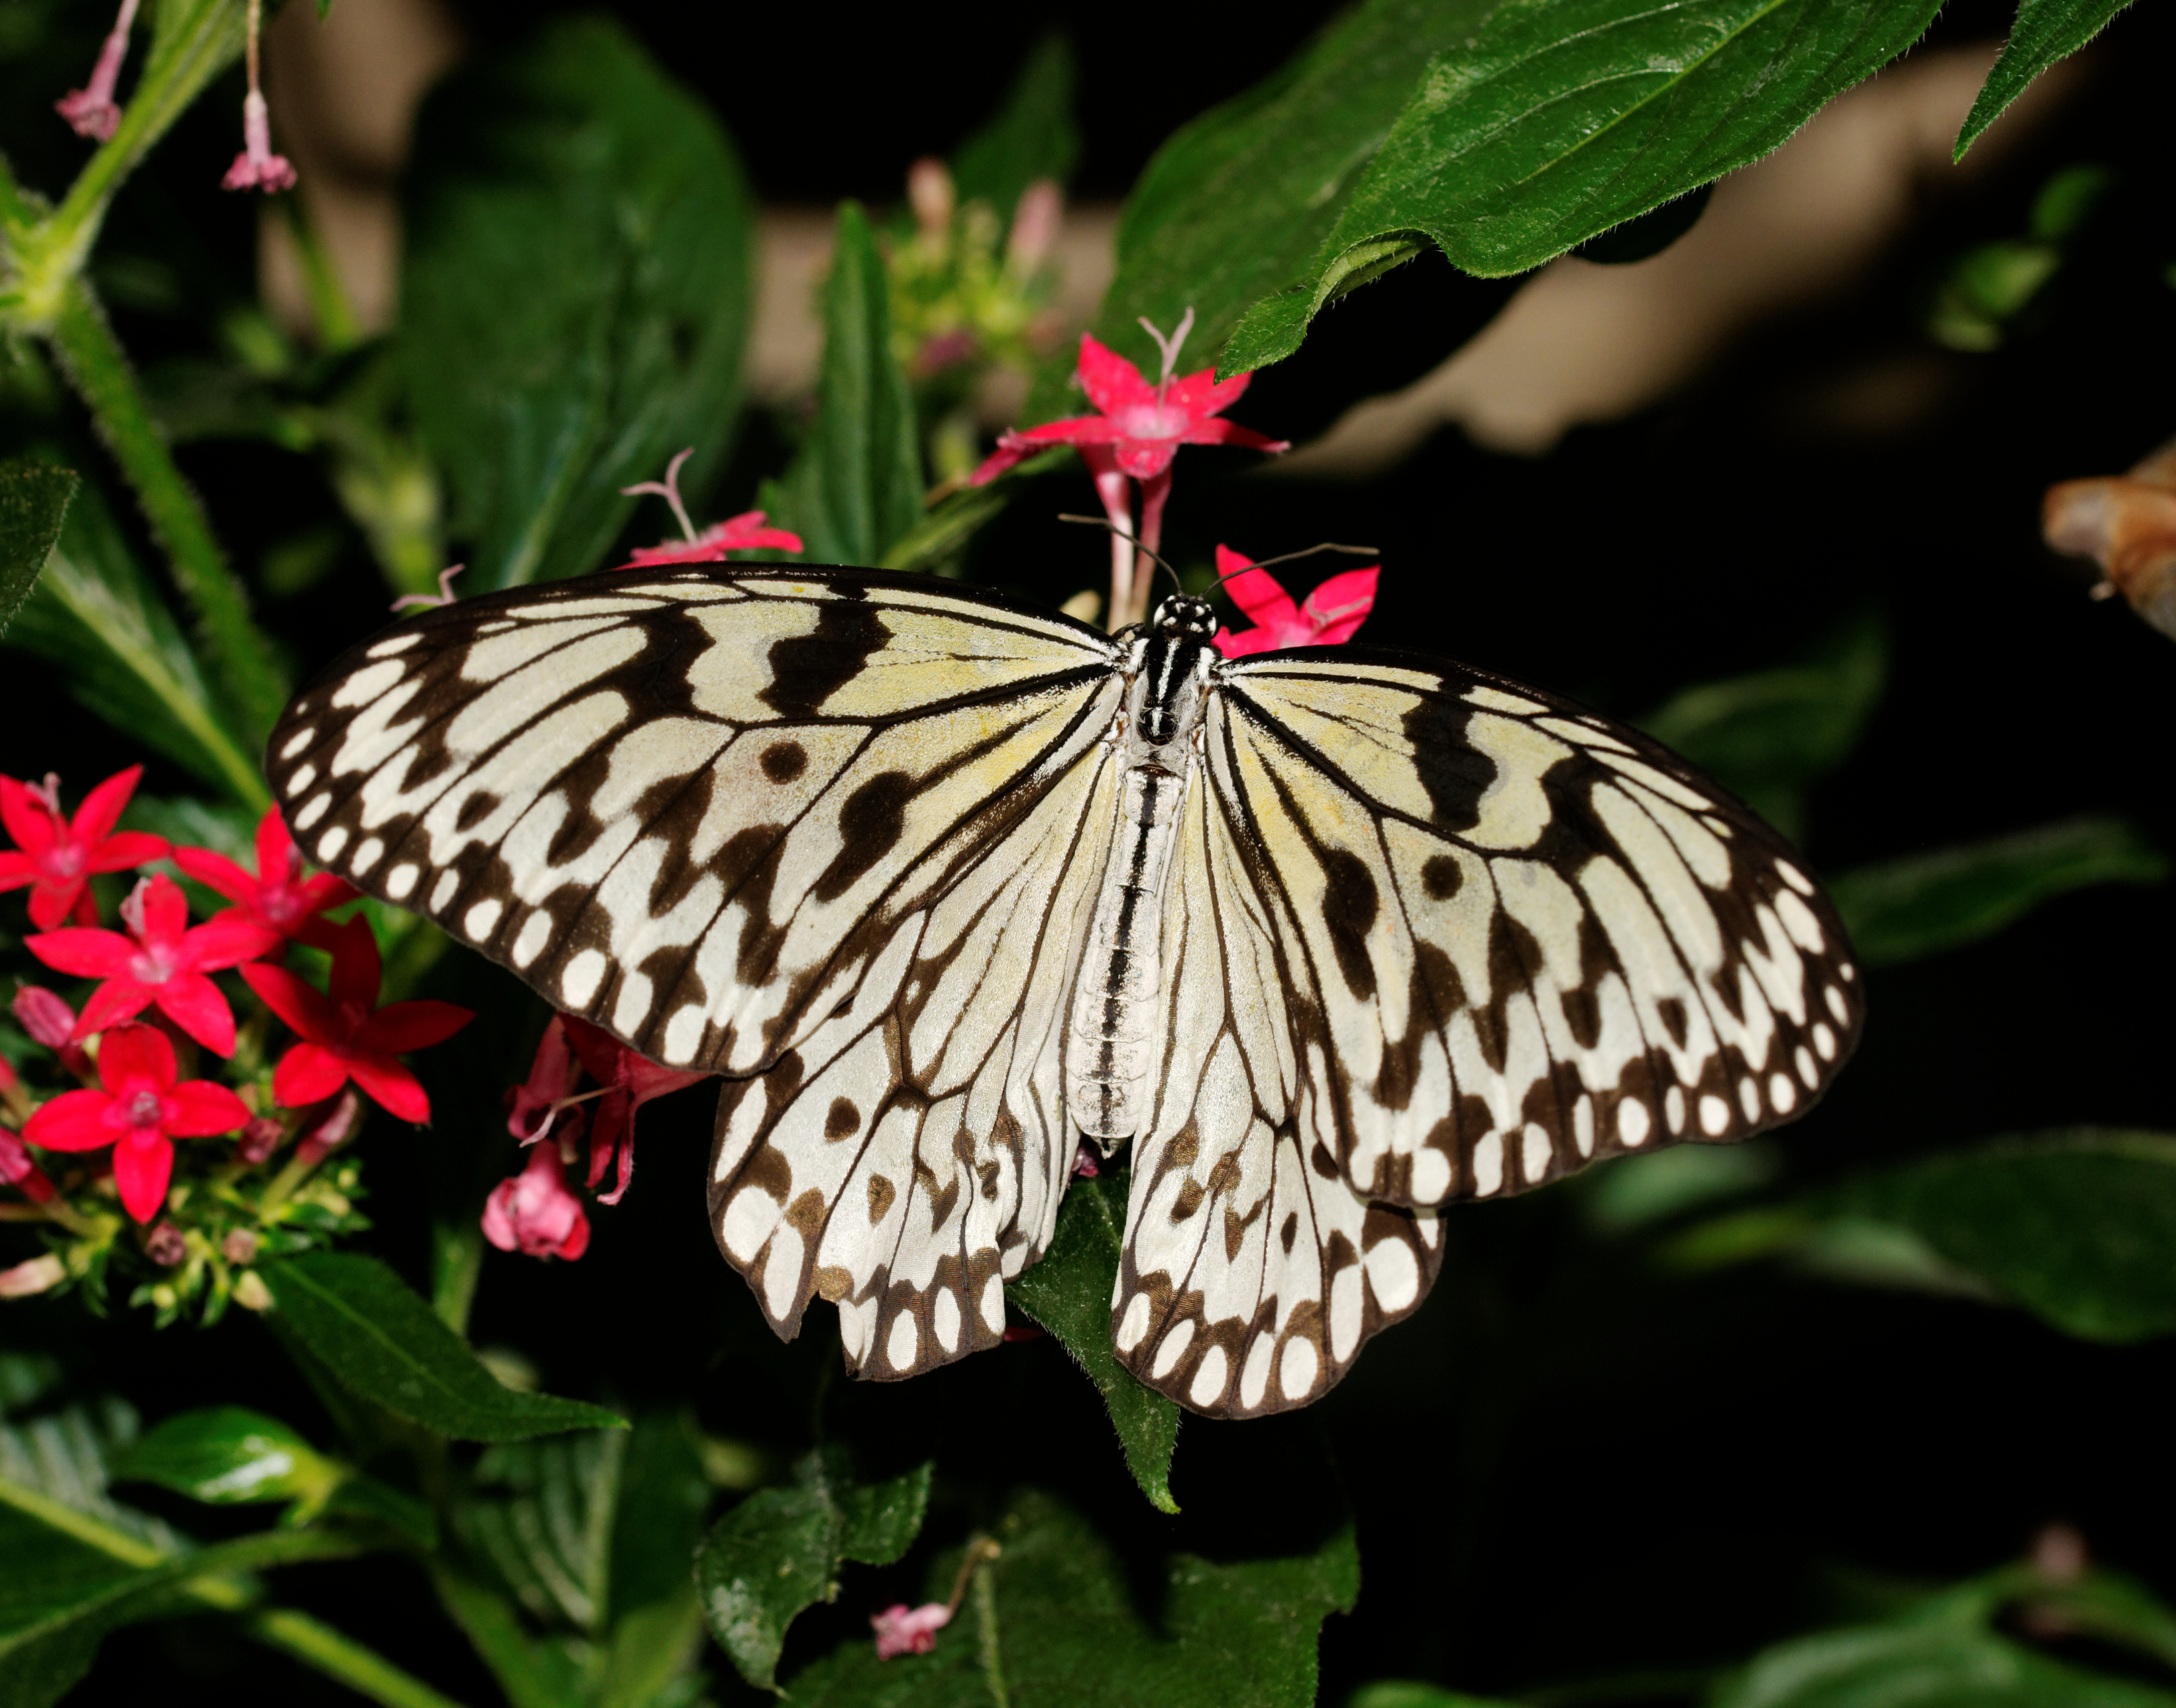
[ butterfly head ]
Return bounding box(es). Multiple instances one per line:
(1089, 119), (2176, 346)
(1150, 594), (1218, 640)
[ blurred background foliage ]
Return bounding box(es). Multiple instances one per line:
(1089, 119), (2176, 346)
(2, 0), (2175, 1703)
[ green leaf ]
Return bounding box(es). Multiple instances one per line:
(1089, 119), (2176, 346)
(402, 15), (757, 589)
(1637, 608), (1886, 844)
(0, 461), (76, 639)
(454, 1431), (625, 1634)
(109, 1407), (343, 1513)
(262, 1252), (626, 1442)
(429, 1563), (588, 1708)
(784, 1484), (1359, 1706)
(694, 1448), (933, 1691)
(1827, 817), (2168, 967)
(1715, 1613), (2176, 1707)
(0, 1356), (183, 1562)
(1223, 0), (1947, 370)
(3, 480), (265, 805)
(950, 35), (1081, 218)
(775, 203), (926, 566)
(1349, 1687), (1530, 1708)
(1835, 1130), (2176, 1342)
(1008, 1172), (1182, 1514)
(1955, 0), (2135, 161)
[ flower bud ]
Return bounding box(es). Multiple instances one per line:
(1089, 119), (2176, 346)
(223, 1228), (260, 1265)
(0, 1253), (66, 1299)
(0, 1128), (56, 1204)
(144, 1221), (188, 1266)
(908, 157), (954, 241)
(236, 1116), (284, 1165)
(231, 1270), (273, 1312)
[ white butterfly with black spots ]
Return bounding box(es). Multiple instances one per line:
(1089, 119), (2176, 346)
(267, 567), (1861, 1418)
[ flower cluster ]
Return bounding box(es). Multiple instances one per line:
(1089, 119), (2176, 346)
(888, 158), (1065, 386)
(0, 768), (471, 1322)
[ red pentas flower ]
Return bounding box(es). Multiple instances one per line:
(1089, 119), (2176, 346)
(26, 875), (278, 1056)
(482, 1142), (590, 1261)
(619, 448), (803, 569)
(241, 916), (472, 1123)
(1211, 545), (1380, 658)
(23, 1023), (249, 1222)
(559, 1016), (708, 1204)
(174, 806), (357, 949)
(0, 765), (170, 929)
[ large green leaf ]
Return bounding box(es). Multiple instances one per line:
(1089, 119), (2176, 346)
(1638, 608), (1886, 844)
(1835, 1131), (2176, 1343)
(783, 1485), (1359, 1707)
(0, 460), (75, 639)
(1007, 1172), (1181, 1515)
(402, 15), (756, 589)
(262, 1252), (625, 1442)
(3, 480), (263, 804)
(771, 203), (926, 567)
(1955, 0), (2136, 160)
(109, 1406), (343, 1512)
(694, 1447), (933, 1691)
(1827, 818), (2167, 967)
(1221, 0), (1946, 370)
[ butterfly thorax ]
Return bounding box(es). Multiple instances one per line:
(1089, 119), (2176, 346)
(1067, 614), (1219, 1142)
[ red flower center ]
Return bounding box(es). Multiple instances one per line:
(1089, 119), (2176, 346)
(45, 843), (85, 879)
(123, 1089), (162, 1130)
(127, 945), (176, 985)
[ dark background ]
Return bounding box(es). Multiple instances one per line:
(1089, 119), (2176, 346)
(5, 0), (2173, 1701)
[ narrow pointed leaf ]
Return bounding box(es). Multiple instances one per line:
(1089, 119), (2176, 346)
(1008, 1171), (1182, 1514)
(262, 1252), (624, 1442)
(0, 462), (76, 639)
(1955, 0), (2136, 161)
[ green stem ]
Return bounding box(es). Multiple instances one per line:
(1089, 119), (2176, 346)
(46, 278), (288, 743)
(244, 1607), (475, 1708)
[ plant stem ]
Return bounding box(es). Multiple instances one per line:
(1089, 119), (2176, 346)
(244, 1607), (475, 1708)
(46, 278), (289, 743)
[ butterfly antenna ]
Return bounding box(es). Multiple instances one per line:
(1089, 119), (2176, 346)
(1056, 513), (1184, 590)
(1211, 541), (1378, 592)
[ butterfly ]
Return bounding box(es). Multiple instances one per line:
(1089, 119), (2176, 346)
(266, 567), (1861, 1418)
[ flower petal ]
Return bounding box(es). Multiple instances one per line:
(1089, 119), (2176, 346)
(74, 979), (155, 1036)
(1074, 334), (1156, 415)
(273, 1043), (350, 1110)
(241, 961), (337, 1043)
(112, 1131), (174, 1223)
(154, 973), (239, 1055)
(1175, 419), (1289, 454)
(71, 765), (144, 844)
(163, 1079), (252, 1136)
(182, 916), (284, 971)
(323, 916), (384, 1013)
(97, 1022), (176, 1093)
(1217, 558), (1301, 629)
(362, 999), (474, 1054)
(136, 873), (190, 944)
(23, 1088), (119, 1152)
(88, 832), (170, 875)
(28, 879), (91, 932)
(0, 851), (34, 888)
(0, 776), (57, 860)
(254, 806), (295, 882)
(348, 1054), (431, 1124)
(24, 926), (135, 977)
(1161, 364), (1252, 421)
(172, 845), (256, 902)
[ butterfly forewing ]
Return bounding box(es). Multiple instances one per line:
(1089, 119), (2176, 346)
(1210, 652), (1863, 1216)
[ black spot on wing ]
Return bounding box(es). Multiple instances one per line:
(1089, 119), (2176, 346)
(760, 598), (889, 718)
(1319, 847), (1379, 1000)
(760, 740), (808, 782)
(1399, 695), (1492, 833)
(812, 770), (914, 902)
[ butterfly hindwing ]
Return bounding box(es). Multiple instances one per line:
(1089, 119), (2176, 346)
(1211, 652), (1864, 1212)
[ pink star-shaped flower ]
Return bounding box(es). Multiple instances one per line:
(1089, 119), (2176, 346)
(618, 448), (802, 568)
(25, 875), (279, 1055)
(482, 1140), (590, 1261)
(174, 806), (357, 949)
(1211, 545), (1379, 658)
(969, 331), (1288, 486)
(23, 1023), (250, 1222)
(0, 765), (170, 930)
(240, 916), (472, 1122)
(559, 1016), (708, 1204)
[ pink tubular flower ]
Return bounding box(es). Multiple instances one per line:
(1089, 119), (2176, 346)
(0, 766), (170, 930)
(1, 1128), (56, 1205)
(26, 875), (279, 1056)
(174, 806), (357, 949)
(221, 0), (293, 193)
(619, 449), (802, 568)
(871, 1603), (952, 1659)
(23, 1023), (249, 1222)
(240, 917), (472, 1123)
(559, 1016), (707, 1205)
(54, 0), (139, 140)
(506, 1014), (582, 1143)
(1211, 545), (1380, 658)
(481, 1141), (590, 1260)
